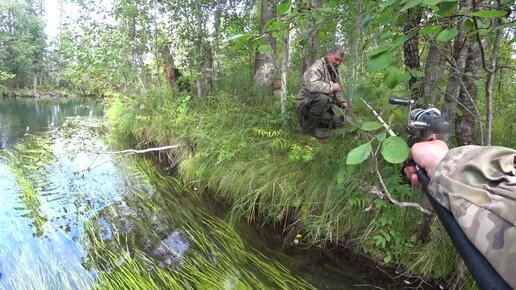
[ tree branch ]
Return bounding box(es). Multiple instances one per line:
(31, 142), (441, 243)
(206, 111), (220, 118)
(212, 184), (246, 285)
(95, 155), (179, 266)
(98, 144), (182, 154)
(370, 143), (433, 216)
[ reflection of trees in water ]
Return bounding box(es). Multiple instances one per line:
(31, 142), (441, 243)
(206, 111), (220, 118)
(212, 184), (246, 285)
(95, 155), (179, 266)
(0, 99), (104, 148)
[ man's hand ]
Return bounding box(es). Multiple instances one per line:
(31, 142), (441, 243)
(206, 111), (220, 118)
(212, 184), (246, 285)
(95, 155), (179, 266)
(331, 83), (342, 92)
(339, 100), (350, 110)
(404, 140), (449, 185)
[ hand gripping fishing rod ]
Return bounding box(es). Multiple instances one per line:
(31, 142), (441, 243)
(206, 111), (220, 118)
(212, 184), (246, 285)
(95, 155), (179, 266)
(388, 96), (511, 290)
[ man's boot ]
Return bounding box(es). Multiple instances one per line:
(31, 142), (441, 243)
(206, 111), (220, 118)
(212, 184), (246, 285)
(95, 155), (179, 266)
(307, 115), (328, 139)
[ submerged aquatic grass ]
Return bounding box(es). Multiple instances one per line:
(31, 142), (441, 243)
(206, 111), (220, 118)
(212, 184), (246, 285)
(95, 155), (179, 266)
(1, 117), (315, 289)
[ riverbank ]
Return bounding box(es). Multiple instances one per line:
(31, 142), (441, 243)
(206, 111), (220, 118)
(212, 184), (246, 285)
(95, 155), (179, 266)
(104, 90), (477, 289)
(1, 89), (111, 100)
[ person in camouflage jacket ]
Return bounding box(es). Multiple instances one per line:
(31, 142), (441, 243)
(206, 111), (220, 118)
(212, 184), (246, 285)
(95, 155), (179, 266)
(296, 46), (349, 139)
(405, 140), (516, 288)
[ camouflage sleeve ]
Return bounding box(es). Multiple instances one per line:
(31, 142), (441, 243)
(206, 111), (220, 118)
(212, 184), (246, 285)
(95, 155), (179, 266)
(428, 145), (516, 288)
(303, 60), (333, 94)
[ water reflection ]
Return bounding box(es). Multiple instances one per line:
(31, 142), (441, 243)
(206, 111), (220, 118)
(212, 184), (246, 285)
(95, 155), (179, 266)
(0, 99), (103, 148)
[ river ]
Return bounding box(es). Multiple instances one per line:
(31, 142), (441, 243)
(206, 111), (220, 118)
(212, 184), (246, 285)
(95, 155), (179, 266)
(0, 98), (394, 289)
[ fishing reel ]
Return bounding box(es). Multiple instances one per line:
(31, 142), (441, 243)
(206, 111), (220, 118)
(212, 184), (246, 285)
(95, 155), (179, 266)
(389, 96), (450, 143)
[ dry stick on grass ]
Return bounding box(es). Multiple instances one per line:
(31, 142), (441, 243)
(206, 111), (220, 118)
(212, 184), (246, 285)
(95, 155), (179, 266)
(100, 144), (182, 154)
(76, 144), (183, 176)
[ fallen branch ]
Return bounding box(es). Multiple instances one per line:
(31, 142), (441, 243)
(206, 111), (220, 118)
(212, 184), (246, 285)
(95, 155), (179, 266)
(73, 144), (182, 177)
(99, 144), (182, 154)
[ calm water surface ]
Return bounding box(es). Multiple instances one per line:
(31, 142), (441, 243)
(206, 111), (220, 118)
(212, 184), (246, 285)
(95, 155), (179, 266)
(0, 99), (393, 289)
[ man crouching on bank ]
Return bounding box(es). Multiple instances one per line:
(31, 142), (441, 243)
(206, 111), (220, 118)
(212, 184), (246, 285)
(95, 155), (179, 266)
(296, 46), (350, 139)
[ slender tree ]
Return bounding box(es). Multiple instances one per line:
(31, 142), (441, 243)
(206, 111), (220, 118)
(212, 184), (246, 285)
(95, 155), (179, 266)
(253, 0), (278, 93)
(441, 0), (472, 133)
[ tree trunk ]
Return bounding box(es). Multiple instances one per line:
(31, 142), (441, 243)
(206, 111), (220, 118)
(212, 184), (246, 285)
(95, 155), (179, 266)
(161, 44), (178, 99)
(212, 0), (226, 82)
(349, 1), (363, 103)
(195, 1), (212, 98)
(301, 0), (321, 74)
(280, 24), (290, 128)
(440, 0), (472, 136)
(421, 42), (445, 104)
(32, 73), (37, 97)
(403, 8), (423, 101)
(455, 42), (481, 145)
(253, 0), (277, 94)
(484, 18), (502, 146)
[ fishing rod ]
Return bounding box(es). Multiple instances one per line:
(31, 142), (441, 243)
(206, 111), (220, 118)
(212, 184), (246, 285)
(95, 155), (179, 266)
(386, 96), (512, 290)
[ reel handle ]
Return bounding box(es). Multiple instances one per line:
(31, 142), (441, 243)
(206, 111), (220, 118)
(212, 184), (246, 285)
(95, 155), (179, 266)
(389, 96), (415, 107)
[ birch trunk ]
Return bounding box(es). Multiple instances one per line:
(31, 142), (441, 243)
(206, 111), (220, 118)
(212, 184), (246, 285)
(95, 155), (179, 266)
(280, 24), (291, 128)
(484, 19), (502, 146)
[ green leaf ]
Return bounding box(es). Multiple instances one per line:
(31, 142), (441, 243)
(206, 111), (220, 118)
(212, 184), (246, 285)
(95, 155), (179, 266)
(391, 35), (408, 47)
(346, 143), (372, 165)
(362, 121), (383, 131)
(413, 70), (426, 78)
(229, 33), (245, 41)
(383, 71), (399, 88)
(318, 7), (333, 13)
(367, 45), (390, 58)
(318, 29), (327, 41)
(381, 0), (398, 7)
(471, 10), (508, 18)
(420, 25), (442, 36)
(422, 0), (443, 5)
(312, 12), (324, 23)
(360, 14), (373, 28)
(257, 44), (272, 53)
(386, 66), (402, 74)
(381, 136), (409, 164)
(464, 19), (474, 32)
(436, 27), (458, 42)
(277, 0), (291, 15)
(398, 72), (411, 82)
(380, 31), (394, 40)
(478, 28), (490, 36)
(436, 1), (457, 16)
(496, 22), (516, 31)
(367, 53), (393, 71)
(401, 0), (423, 12)
(266, 19), (286, 31)
(376, 133), (387, 142)
(378, 8), (392, 24)
(384, 255), (392, 263)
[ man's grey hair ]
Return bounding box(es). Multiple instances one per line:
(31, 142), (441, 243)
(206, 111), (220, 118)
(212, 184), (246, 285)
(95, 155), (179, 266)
(328, 46), (344, 56)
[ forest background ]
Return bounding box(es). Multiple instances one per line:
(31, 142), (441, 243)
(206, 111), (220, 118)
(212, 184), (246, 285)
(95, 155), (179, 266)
(1, 0), (515, 288)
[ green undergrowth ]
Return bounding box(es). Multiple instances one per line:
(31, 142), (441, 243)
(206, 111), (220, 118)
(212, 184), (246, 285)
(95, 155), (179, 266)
(105, 90), (469, 287)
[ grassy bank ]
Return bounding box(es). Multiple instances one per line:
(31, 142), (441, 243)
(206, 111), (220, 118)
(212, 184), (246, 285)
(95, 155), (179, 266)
(105, 88), (481, 289)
